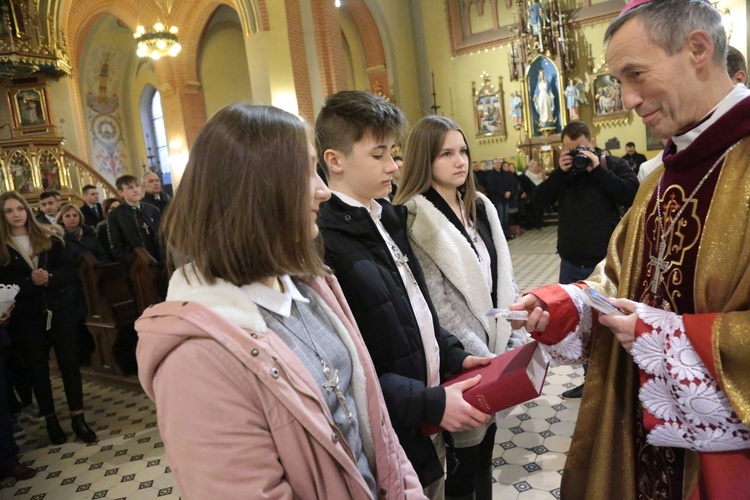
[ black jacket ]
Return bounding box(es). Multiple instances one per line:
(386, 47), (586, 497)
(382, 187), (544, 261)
(62, 225), (109, 264)
(80, 203), (104, 227)
(35, 212), (55, 225)
(534, 149), (639, 266)
(106, 203), (162, 263)
(0, 238), (77, 319)
(318, 195), (469, 486)
(141, 193), (170, 214)
(622, 152), (648, 173)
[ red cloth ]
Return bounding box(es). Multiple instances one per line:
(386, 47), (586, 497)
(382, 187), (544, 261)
(525, 284), (580, 345)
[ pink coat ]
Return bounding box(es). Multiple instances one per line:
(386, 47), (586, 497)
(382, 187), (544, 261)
(136, 273), (424, 499)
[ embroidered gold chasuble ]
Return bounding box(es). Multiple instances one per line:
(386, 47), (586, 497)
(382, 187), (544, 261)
(560, 138), (750, 500)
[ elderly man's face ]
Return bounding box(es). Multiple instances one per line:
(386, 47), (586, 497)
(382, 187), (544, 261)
(606, 18), (704, 138)
(143, 173), (161, 194)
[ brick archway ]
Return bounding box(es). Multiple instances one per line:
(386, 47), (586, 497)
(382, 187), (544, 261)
(341, 0), (391, 100)
(64, 0), (268, 148)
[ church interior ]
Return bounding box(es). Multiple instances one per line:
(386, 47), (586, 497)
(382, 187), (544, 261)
(0, 0), (746, 498)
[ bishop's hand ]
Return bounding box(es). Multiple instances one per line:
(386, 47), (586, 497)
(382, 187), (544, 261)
(598, 298), (638, 352)
(508, 294), (549, 332)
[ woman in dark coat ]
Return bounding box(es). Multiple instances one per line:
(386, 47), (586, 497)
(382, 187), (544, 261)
(0, 192), (96, 445)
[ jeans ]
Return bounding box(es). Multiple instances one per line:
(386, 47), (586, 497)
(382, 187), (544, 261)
(494, 201), (510, 237)
(559, 258), (597, 285)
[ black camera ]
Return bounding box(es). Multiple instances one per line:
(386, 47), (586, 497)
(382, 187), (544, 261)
(568, 145), (593, 172)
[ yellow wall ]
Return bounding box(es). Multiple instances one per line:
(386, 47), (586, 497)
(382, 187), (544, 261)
(199, 7), (253, 118)
(417, 1), (700, 163)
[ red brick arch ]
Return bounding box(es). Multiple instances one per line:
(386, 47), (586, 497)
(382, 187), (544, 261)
(63, 0), (268, 148)
(341, 0), (390, 99)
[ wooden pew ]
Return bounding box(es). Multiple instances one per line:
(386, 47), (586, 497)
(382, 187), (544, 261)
(127, 248), (167, 314)
(78, 252), (140, 376)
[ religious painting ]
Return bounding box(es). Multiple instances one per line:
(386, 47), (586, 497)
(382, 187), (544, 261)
(525, 55), (563, 137)
(538, 147), (555, 175)
(590, 63), (630, 125)
(39, 150), (62, 190)
(8, 151), (34, 193)
(472, 72), (506, 142)
(12, 88), (48, 127)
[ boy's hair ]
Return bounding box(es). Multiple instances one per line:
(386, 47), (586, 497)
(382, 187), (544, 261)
(39, 190), (60, 201)
(561, 121), (592, 142)
(82, 184), (96, 194)
(727, 46), (747, 78)
(115, 175), (138, 191)
(626, 141), (635, 148)
(315, 90), (407, 178)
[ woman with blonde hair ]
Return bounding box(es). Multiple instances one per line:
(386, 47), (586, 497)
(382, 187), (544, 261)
(394, 115), (526, 500)
(135, 104), (423, 498)
(0, 191), (96, 445)
(56, 203), (108, 263)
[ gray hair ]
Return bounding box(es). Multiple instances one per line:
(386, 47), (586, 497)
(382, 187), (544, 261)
(604, 0), (726, 67)
(727, 46), (747, 78)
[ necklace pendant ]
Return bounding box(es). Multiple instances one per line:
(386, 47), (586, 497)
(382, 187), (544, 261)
(320, 360), (353, 423)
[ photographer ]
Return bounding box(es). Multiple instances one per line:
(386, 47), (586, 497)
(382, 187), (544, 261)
(533, 122), (638, 398)
(535, 122), (638, 285)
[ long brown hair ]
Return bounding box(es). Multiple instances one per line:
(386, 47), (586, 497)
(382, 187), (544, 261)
(394, 115), (477, 224)
(0, 191), (61, 265)
(161, 104), (326, 286)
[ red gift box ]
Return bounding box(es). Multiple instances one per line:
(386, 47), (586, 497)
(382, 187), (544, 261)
(421, 341), (549, 435)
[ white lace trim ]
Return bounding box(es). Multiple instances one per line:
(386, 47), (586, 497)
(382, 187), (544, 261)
(544, 285), (592, 366)
(631, 303), (750, 452)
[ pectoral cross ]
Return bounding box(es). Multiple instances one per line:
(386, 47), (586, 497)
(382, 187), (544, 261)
(320, 360), (353, 423)
(649, 239), (670, 294)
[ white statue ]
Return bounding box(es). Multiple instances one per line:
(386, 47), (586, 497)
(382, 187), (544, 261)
(533, 70), (555, 125)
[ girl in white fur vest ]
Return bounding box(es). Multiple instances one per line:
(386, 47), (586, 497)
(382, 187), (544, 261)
(394, 115), (528, 500)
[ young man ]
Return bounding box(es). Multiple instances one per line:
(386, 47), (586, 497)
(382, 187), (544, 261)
(36, 190), (61, 225)
(106, 175), (162, 263)
(79, 185), (103, 227)
(141, 172), (170, 214)
(315, 90), (490, 497)
(621, 141), (647, 173)
(513, 0), (750, 497)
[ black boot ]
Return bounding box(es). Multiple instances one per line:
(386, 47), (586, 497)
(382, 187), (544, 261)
(71, 413), (97, 443)
(45, 415), (67, 445)
(474, 466), (493, 500)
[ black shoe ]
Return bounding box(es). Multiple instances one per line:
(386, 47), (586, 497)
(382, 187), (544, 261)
(45, 415), (67, 445)
(562, 383), (584, 399)
(71, 414), (97, 443)
(1, 464), (37, 481)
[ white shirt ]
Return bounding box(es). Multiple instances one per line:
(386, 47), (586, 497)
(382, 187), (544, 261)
(241, 275), (308, 317)
(331, 191), (441, 388)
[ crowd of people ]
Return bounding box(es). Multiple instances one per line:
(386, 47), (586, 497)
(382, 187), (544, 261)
(0, 173), (170, 481)
(1, 0), (748, 497)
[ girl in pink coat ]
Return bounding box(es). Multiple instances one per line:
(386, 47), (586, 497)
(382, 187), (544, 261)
(136, 104), (424, 499)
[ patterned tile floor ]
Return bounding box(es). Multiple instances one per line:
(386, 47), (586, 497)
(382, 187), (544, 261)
(2, 225), (580, 499)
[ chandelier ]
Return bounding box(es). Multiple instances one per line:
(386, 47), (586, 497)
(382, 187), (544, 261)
(134, 23), (181, 59)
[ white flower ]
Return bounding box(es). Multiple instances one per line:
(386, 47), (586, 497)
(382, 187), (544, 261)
(549, 331), (583, 363)
(674, 382), (731, 427)
(666, 333), (707, 380)
(640, 378), (679, 422)
(648, 422), (689, 448)
(636, 303), (684, 334)
(632, 329), (668, 378)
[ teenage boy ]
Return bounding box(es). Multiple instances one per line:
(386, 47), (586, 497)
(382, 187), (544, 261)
(316, 90), (491, 497)
(79, 185), (104, 227)
(36, 190), (61, 225)
(107, 175), (162, 263)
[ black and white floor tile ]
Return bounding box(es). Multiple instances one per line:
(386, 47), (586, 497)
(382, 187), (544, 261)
(3, 226), (578, 499)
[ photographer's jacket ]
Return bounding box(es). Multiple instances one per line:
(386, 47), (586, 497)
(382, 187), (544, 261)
(533, 149), (639, 267)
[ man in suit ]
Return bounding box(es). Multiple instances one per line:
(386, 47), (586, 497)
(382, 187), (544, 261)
(621, 141), (647, 174)
(107, 175), (162, 263)
(79, 185), (103, 227)
(141, 172), (169, 213)
(35, 190), (61, 225)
